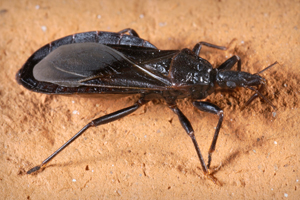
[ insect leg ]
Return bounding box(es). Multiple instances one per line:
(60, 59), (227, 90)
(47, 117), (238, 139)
(168, 104), (208, 174)
(27, 98), (148, 174)
(118, 28), (140, 37)
(217, 55), (241, 71)
(244, 61), (278, 109)
(192, 42), (226, 56)
(193, 101), (223, 169)
(169, 104), (221, 185)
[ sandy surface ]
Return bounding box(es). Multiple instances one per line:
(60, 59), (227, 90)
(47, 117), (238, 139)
(1, 0), (300, 199)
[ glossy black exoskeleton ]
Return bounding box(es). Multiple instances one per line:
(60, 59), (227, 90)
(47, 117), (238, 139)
(16, 28), (276, 184)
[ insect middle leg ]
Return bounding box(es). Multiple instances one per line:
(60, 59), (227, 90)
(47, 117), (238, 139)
(192, 101), (223, 169)
(27, 97), (148, 174)
(168, 103), (221, 184)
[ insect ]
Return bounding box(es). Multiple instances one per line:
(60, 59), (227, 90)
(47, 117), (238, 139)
(16, 28), (276, 184)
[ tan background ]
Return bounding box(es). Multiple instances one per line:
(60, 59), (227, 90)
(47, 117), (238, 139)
(1, 0), (300, 199)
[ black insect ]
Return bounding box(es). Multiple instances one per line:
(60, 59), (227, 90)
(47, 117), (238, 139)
(16, 28), (276, 184)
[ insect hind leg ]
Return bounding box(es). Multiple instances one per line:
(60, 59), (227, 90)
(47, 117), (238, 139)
(27, 97), (148, 174)
(118, 28), (140, 37)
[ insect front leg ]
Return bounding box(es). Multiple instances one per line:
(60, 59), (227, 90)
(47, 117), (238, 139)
(193, 101), (223, 169)
(192, 42), (226, 56)
(27, 97), (148, 174)
(217, 55), (241, 71)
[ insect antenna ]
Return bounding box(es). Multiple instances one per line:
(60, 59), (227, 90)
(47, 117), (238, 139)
(255, 61), (278, 75)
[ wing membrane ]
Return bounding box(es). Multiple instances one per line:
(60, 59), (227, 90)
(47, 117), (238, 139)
(33, 43), (175, 89)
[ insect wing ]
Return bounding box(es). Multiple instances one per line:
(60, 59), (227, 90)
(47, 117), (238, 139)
(33, 43), (174, 90)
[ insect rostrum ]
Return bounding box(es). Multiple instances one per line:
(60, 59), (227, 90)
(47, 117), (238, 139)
(16, 28), (275, 185)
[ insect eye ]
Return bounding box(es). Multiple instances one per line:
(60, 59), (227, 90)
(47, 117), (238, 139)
(226, 81), (236, 89)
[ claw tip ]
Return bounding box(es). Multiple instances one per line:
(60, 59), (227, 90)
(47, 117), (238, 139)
(27, 166), (41, 174)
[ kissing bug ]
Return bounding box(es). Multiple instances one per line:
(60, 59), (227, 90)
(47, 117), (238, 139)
(16, 28), (276, 184)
